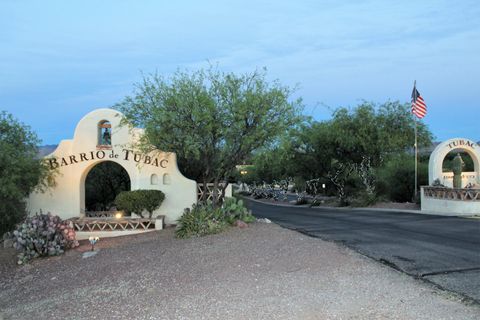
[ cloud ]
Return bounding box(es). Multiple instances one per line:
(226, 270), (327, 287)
(0, 0), (479, 142)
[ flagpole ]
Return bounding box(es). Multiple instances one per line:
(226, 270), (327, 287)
(413, 80), (418, 202)
(414, 114), (418, 201)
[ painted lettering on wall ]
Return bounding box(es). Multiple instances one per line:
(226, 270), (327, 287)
(48, 149), (168, 169)
(443, 174), (477, 179)
(447, 139), (476, 149)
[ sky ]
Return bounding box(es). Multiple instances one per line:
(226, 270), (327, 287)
(1, 0), (479, 145)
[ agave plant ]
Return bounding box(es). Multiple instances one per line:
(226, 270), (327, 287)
(175, 203), (227, 238)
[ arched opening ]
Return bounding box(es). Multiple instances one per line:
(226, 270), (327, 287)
(163, 173), (171, 185)
(151, 174), (158, 185)
(97, 120), (112, 147)
(84, 161), (131, 213)
(442, 151), (474, 172)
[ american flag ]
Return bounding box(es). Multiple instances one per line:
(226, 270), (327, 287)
(411, 84), (427, 119)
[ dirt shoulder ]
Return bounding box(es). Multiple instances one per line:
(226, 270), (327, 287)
(1, 223), (478, 320)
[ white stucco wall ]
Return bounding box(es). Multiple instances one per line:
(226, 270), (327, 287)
(27, 108), (197, 224)
(420, 187), (480, 216)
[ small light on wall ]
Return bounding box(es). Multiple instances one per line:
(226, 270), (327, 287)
(115, 212), (123, 219)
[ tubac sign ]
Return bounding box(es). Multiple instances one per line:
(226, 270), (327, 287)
(428, 137), (480, 188)
(446, 139), (476, 150)
(48, 149), (168, 169)
(27, 108), (197, 224)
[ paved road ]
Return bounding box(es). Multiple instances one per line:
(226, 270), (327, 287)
(245, 198), (480, 303)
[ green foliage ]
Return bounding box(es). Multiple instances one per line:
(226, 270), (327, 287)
(251, 101), (434, 204)
(351, 190), (382, 207)
(291, 176), (306, 193)
(11, 212), (79, 264)
(0, 111), (56, 235)
(175, 203), (227, 238)
(442, 152), (474, 172)
(251, 143), (293, 183)
(116, 66), (302, 206)
(376, 153), (428, 202)
(115, 190), (165, 218)
(85, 161), (131, 211)
(328, 102), (432, 166)
(295, 195), (308, 205)
(221, 197), (255, 224)
(233, 165), (258, 185)
(175, 198), (255, 238)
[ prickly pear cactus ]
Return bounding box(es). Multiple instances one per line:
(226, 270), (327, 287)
(11, 212), (79, 264)
(221, 198), (254, 224)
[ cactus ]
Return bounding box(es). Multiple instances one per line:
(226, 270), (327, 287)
(221, 198), (255, 224)
(452, 153), (465, 188)
(10, 212), (79, 264)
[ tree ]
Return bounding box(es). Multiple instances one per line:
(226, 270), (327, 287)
(116, 67), (302, 205)
(377, 153), (429, 202)
(253, 101), (434, 204)
(328, 101), (432, 167)
(251, 141), (294, 184)
(0, 112), (54, 235)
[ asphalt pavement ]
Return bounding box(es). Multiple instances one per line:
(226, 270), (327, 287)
(244, 198), (480, 303)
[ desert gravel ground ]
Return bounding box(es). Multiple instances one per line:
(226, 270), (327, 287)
(1, 223), (479, 320)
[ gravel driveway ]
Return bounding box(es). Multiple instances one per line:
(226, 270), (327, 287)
(1, 223), (479, 320)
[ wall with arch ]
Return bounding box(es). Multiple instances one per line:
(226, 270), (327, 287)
(27, 108), (197, 224)
(428, 138), (480, 188)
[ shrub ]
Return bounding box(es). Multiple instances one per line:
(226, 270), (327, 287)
(175, 198), (255, 238)
(0, 199), (27, 239)
(432, 179), (445, 187)
(294, 193), (308, 205)
(351, 190), (383, 207)
(175, 203), (227, 238)
(291, 176), (306, 193)
(115, 190), (165, 218)
(377, 154), (428, 202)
(309, 197), (324, 207)
(11, 212), (79, 264)
(221, 197), (256, 224)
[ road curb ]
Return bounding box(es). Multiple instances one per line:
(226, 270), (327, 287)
(241, 195), (479, 218)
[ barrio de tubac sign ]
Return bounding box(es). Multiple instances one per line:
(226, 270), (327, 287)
(48, 149), (169, 169)
(28, 108), (197, 224)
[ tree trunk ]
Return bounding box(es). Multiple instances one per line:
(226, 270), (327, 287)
(201, 177), (208, 203)
(212, 178), (219, 207)
(220, 182), (227, 204)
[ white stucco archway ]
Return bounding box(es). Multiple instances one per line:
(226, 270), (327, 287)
(428, 138), (480, 188)
(27, 108), (197, 224)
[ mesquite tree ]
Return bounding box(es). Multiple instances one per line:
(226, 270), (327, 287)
(0, 112), (56, 235)
(116, 67), (302, 206)
(253, 101), (433, 204)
